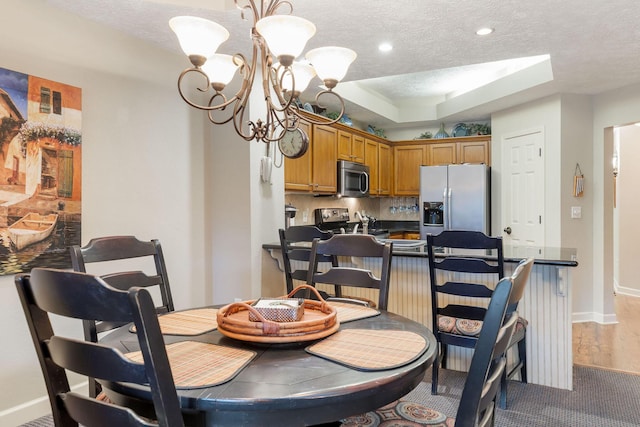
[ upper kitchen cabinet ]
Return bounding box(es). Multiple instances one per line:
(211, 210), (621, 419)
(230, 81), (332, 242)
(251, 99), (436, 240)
(428, 142), (457, 165)
(284, 121), (338, 194)
(337, 130), (365, 163)
(284, 119), (313, 192)
(393, 144), (428, 196)
(364, 138), (392, 197)
(378, 142), (392, 196)
(458, 138), (490, 164)
(310, 124), (338, 193)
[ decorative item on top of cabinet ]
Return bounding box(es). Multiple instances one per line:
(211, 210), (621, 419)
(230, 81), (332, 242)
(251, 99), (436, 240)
(433, 122), (450, 139)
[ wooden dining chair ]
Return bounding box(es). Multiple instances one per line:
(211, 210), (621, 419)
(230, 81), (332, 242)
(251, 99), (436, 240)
(15, 268), (184, 427)
(499, 257), (534, 409)
(279, 226), (337, 298)
(307, 234), (393, 310)
(342, 277), (516, 427)
(70, 235), (174, 396)
(426, 230), (506, 395)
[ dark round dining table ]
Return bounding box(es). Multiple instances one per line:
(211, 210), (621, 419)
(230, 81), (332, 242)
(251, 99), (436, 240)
(101, 308), (437, 427)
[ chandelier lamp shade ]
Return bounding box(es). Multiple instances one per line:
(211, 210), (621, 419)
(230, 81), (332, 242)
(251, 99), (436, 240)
(169, 0), (357, 150)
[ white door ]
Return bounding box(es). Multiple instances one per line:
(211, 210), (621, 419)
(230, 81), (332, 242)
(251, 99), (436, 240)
(502, 128), (545, 246)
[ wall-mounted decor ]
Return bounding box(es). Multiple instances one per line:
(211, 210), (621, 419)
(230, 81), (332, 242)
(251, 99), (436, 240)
(0, 67), (81, 275)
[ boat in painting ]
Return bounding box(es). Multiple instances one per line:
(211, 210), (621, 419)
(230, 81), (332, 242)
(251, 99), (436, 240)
(8, 213), (58, 251)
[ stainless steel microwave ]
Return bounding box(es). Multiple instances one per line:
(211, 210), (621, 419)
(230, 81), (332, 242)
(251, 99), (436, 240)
(338, 160), (369, 198)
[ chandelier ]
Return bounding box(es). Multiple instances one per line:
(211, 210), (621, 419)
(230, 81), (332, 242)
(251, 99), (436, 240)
(169, 0), (356, 151)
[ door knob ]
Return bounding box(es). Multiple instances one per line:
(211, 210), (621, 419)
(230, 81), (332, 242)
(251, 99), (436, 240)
(503, 226), (512, 235)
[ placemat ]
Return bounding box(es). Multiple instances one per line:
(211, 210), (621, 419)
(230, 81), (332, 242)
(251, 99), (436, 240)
(306, 329), (428, 371)
(328, 301), (380, 323)
(126, 341), (256, 388)
(131, 308), (218, 336)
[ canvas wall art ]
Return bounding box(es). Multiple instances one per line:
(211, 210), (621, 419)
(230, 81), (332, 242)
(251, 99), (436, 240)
(0, 67), (81, 275)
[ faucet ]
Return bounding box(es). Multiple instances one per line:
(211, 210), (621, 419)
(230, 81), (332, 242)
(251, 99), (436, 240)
(352, 223), (359, 234)
(354, 211), (369, 234)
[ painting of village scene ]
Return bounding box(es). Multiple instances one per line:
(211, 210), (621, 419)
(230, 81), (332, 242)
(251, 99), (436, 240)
(0, 67), (81, 275)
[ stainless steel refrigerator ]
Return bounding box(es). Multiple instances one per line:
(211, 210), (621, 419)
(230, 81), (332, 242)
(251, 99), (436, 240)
(419, 164), (490, 238)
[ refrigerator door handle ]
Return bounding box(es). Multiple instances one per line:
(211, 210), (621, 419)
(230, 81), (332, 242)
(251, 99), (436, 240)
(447, 188), (453, 230)
(442, 187), (448, 229)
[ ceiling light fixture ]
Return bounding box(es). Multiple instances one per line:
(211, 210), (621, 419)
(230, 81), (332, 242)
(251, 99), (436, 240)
(169, 0), (356, 152)
(476, 27), (494, 36)
(378, 42), (393, 52)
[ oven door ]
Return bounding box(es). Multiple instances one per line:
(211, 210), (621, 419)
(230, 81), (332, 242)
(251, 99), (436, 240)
(338, 161), (369, 197)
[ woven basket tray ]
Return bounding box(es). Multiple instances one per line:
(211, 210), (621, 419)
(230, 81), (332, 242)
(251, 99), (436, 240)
(217, 285), (339, 343)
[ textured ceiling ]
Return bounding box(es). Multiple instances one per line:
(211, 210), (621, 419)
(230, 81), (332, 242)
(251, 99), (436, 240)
(46, 0), (640, 129)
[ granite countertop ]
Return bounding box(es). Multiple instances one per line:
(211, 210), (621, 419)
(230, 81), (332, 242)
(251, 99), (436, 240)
(263, 240), (578, 267)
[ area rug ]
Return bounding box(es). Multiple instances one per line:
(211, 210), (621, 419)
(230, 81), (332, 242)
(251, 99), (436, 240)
(19, 366), (640, 427)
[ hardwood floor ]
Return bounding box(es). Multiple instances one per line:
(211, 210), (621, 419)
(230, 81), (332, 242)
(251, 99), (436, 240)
(573, 293), (640, 374)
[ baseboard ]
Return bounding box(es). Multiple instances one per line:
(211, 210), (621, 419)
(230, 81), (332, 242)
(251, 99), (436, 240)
(614, 284), (640, 298)
(0, 381), (87, 426)
(572, 311), (618, 324)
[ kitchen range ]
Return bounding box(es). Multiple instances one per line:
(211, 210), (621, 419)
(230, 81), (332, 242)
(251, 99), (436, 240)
(314, 208), (389, 239)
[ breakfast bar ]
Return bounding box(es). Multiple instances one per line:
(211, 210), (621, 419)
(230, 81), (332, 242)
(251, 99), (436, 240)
(263, 241), (578, 390)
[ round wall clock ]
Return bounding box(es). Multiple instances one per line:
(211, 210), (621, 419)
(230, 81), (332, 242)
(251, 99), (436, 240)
(278, 128), (309, 159)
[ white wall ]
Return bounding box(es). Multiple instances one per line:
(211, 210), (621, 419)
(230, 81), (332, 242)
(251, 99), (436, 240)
(616, 124), (640, 296)
(0, 1), (208, 424)
(592, 83), (640, 323)
(491, 94), (596, 321)
(491, 95), (562, 246)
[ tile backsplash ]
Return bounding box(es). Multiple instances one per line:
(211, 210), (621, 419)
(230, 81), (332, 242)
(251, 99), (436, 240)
(285, 194), (420, 226)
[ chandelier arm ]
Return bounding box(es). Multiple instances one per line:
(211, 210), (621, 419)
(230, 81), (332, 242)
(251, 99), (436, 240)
(289, 89), (346, 126)
(236, 0), (259, 23)
(177, 67), (247, 112)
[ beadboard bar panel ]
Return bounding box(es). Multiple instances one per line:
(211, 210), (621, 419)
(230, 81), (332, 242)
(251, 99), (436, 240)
(288, 255), (573, 390)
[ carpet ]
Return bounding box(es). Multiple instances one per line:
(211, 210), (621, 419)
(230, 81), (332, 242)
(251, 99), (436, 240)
(19, 366), (640, 427)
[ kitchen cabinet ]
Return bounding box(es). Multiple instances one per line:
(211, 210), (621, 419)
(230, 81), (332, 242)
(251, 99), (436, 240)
(310, 124), (338, 193)
(338, 130), (364, 163)
(284, 121), (337, 194)
(458, 139), (490, 164)
(393, 144), (427, 196)
(284, 120), (313, 192)
(363, 138), (391, 196)
(428, 142), (457, 165)
(378, 142), (392, 196)
(364, 138), (379, 195)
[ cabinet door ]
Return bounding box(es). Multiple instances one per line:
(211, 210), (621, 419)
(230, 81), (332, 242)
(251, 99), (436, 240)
(393, 145), (427, 196)
(429, 142), (457, 165)
(364, 138), (379, 195)
(284, 120), (313, 192)
(378, 142), (392, 196)
(312, 125), (338, 193)
(351, 134), (365, 163)
(337, 130), (352, 161)
(458, 140), (490, 164)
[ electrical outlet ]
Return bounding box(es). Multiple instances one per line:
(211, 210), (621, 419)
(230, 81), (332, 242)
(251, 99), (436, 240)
(571, 206), (582, 219)
(302, 210), (309, 223)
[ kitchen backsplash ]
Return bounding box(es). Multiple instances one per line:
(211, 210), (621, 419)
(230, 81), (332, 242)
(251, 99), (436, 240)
(285, 194), (420, 226)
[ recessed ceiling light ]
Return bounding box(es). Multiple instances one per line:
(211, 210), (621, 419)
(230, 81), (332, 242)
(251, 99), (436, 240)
(378, 42), (393, 52)
(476, 27), (494, 36)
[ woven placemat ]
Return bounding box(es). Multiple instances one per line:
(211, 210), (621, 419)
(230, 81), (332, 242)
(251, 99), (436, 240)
(131, 308), (218, 336)
(328, 301), (380, 323)
(126, 341), (256, 388)
(306, 329), (428, 371)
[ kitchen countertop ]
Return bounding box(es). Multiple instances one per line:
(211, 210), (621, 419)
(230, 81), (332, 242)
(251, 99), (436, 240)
(262, 239), (578, 267)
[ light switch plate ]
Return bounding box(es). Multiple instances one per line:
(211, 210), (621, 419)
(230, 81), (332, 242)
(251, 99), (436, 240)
(571, 206), (582, 219)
